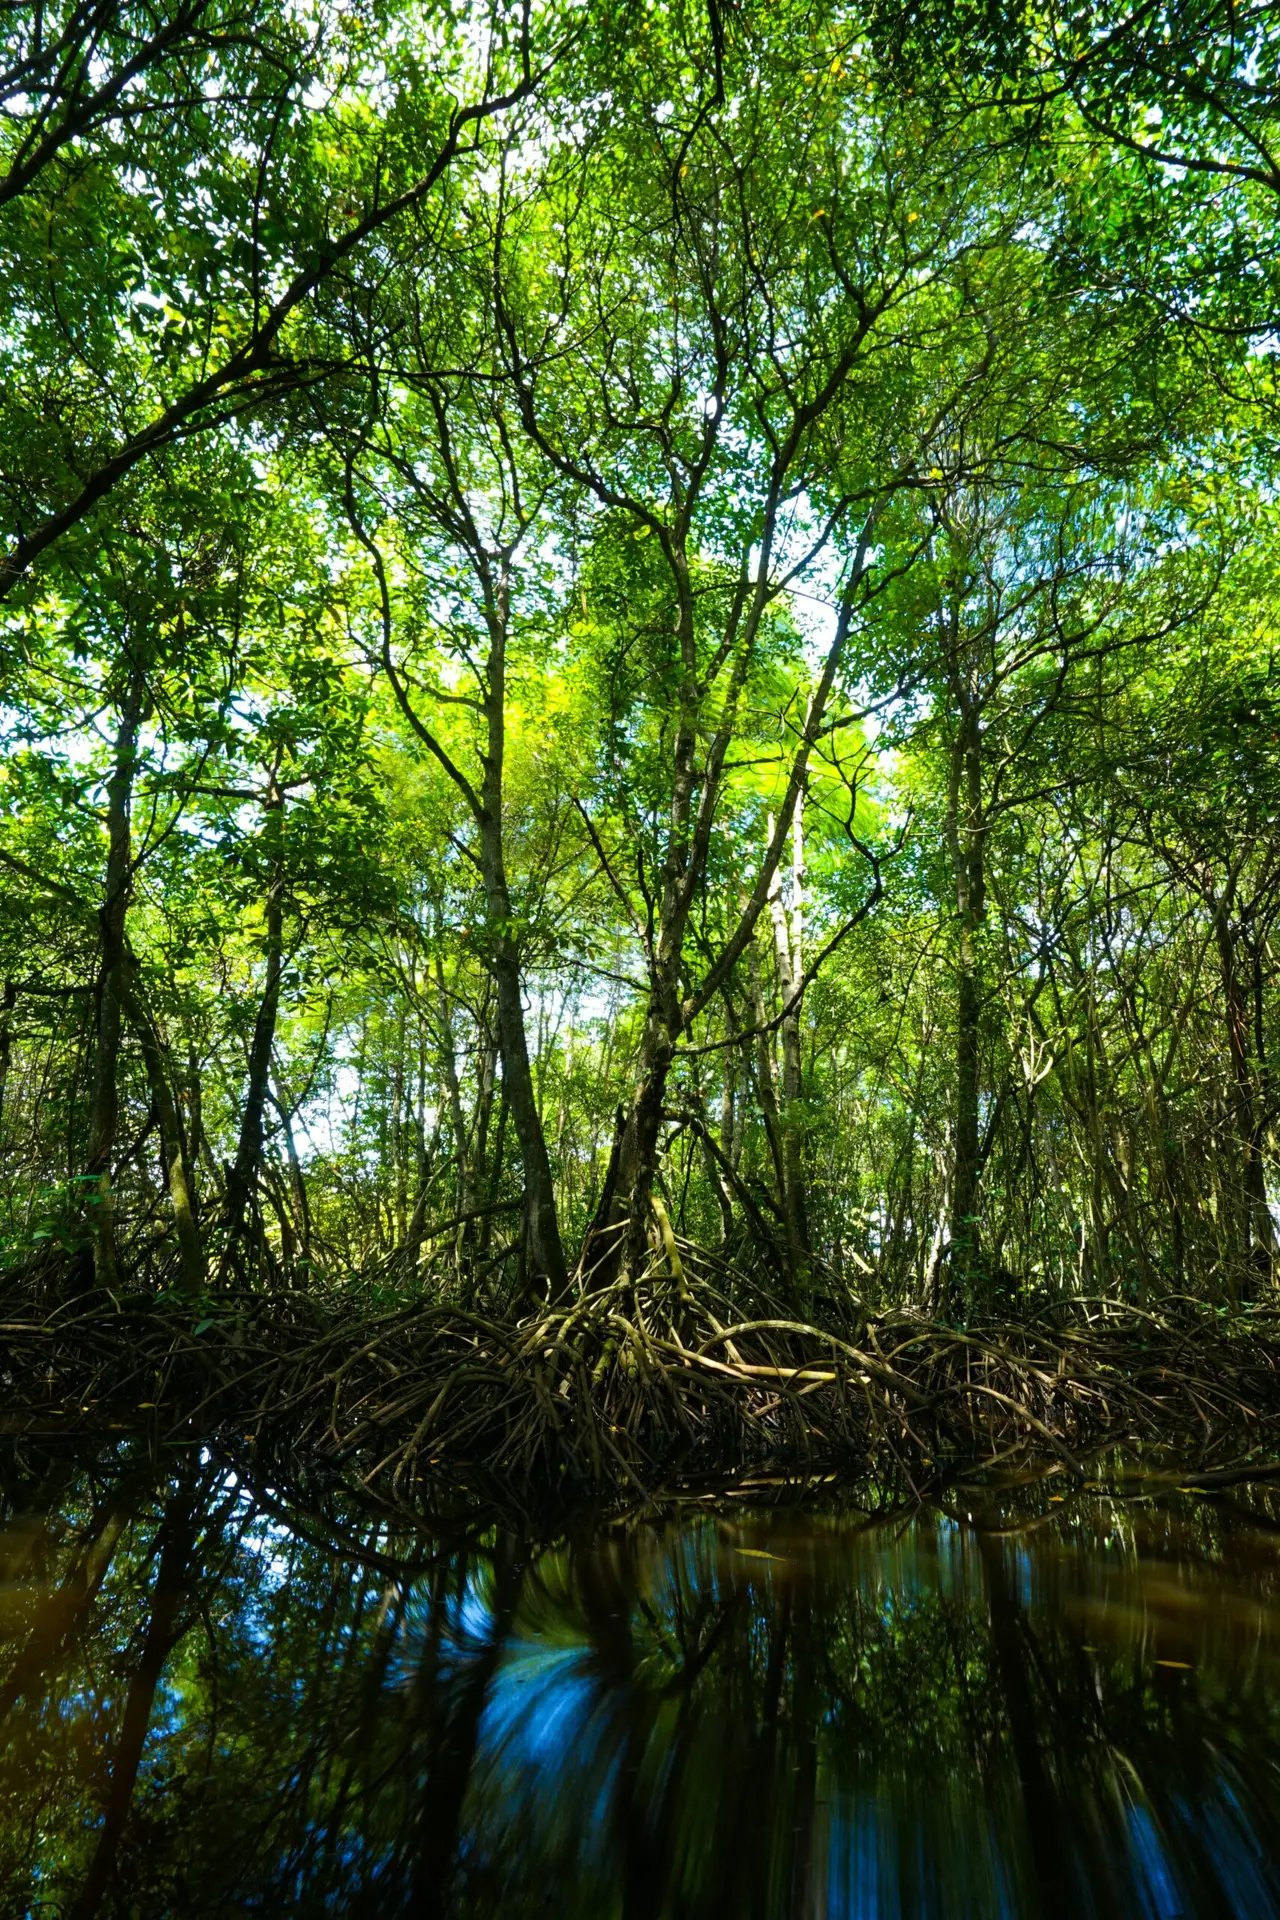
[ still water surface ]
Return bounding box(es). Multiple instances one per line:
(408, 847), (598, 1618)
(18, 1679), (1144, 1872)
(3, 1447), (1280, 1916)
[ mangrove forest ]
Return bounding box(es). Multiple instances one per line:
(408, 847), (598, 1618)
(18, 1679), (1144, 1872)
(3, 0), (1280, 1501)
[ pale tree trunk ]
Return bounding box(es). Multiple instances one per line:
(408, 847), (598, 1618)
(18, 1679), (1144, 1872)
(488, 932), (564, 1296)
(123, 969), (203, 1296)
(946, 680), (986, 1311)
(925, 1137), (953, 1312)
(720, 1017), (739, 1168)
(223, 781), (285, 1262)
(475, 558), (567, 1301)
(1082, 995), (1109, 1288)
(391, 1008), (408, 1246)
(0, 978), (15, 1147)
(746, 931), (784, 1196)
(768, 801), (810, 1287)
(480, 1083), (509, 1258)
(704, 1064), (736, 1243)
(1248, 929), (1276, 1278)
(600, 651), (701, 1275)
(1212, 887), (1275, 1297)
(402, 1034), (435, 1279)
(85, 659), (148, 1289)
(187, 1042), (212, 1186)
(473, 1018), (498, 1198)
(269, 1070), (313, 1270)
(434, 957), (471, 1279)
(698, 1012), (740, 1242)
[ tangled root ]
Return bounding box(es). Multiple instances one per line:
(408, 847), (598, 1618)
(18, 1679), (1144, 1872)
(4, 1241), (1280, 1515)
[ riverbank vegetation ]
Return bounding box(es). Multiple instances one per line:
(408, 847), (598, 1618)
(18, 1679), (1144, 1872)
(3, 0), (1280, 1496)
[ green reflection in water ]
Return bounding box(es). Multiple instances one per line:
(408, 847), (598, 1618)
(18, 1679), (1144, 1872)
(2, 1448), (1280, 1916)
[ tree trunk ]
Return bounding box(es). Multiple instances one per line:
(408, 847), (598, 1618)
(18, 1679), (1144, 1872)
(720, 1013), (739, 1163)
(585, 526), (879, 1284)
(1212, 889), (1274, 1297)
(480, 1081), (509, 1259)
(187, 1041), (213, 1188)
(390, 1008), (408, 1246)
(123, 968), (203, 1297)
(488, 935), (566, 1297)
(223, 781), (285, 1262)
(477, 564), (566, 1301)
(270, 1071), (313, 1271)
(747, 927), (787, 1208)
(769, 804), (810, 1288)
(473, 1018), (498, 1200)
(0, 978), (16, 1148)
(434, 957), (472, 1278)
(84, 660), (147, 1289)
(947, 686), (986, 1312)
(703, 1080), (736, 1243)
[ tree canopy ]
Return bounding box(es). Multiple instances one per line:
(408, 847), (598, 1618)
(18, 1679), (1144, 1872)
(2, 0), (1278, 1322)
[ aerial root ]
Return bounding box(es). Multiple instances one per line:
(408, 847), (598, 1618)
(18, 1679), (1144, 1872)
(3, 1245), (1280, 1511)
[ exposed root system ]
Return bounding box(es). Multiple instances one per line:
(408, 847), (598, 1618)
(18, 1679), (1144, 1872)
(4, 1242), (1280, 1512)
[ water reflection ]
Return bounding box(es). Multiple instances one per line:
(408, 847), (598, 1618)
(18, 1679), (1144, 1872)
(3, 1451), (1280, 1916)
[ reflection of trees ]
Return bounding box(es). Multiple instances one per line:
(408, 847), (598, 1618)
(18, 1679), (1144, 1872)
(69, 1480), (197, 1919)
(3, 1459), (1280, 1915)
(0, 1502), (128, 1725)
(456, 1514), (1280, 1918)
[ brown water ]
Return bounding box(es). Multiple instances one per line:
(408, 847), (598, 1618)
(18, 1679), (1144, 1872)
(3, 1447), (1280, 1915)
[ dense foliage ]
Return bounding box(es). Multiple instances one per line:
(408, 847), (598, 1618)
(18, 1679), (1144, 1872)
(3, 0), (1279, 1319)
